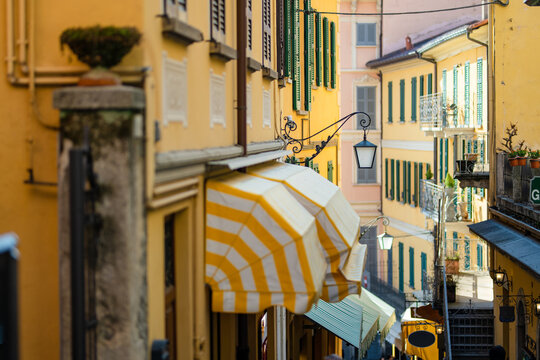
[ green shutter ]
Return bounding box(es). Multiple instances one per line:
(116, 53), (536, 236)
(303, 0), (312, 111)
(284, 0), (291, 77)
(391, 159), (395, 200)
(421, 252), (427, 290)
(323, 17), (329, 88)
(442, 69), (447, 105)
(445, 138), (449, 179)
(330, 21), (336, 89)
(419, 75), (424, 96)
(408, 161), (412, 204)
(315, 13), (322, 87)
(465, 61), (470, 126)
(292, 0), (301, 110)
(396, 160), (401, 202)
(427, 73), (433, 95)
(388, 81), (393, 123)
(414, 162), (418, 206)
(399, 243), (404, 292)
(409, 247), (415, 288)
(464, 237), (471, 270)
(327, 160), (333, 183)
(477, 58), (483, 127)
(399, 79), (405, 122)
(439, 138), (443, 183)
(419, 163), (423, 205)
(313, 163), (319, 173)
(453, 231), (458, 252)
(453, 65), (458, 126)
(403, 161), (407, 204)
(385, 158), (389, 198)
(477, 243), (483, 269)
(467, 187), (472, 217)
(411, 77), (417, 121)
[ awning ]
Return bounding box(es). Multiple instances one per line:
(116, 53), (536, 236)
(205, 172), (327, 313)
(469, 219), (540, 278)
(305, 290), (395, 355)
(400, 306), (440, 359)
(247, 163), (365, 302)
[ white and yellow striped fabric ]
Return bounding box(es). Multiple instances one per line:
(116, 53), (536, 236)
(205, 172), (327, 314)
(247, 162), (366, 302)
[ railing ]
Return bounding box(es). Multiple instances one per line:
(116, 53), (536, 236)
(419, 179), (459, 222)
(455, 133), (490, 174)
(420, 93), (481, 132)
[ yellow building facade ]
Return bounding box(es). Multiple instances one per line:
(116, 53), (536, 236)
(1, 0), (344, 358)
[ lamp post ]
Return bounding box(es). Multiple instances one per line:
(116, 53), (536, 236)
(359, 215), (394, 251)
(282, 111), (376, 168)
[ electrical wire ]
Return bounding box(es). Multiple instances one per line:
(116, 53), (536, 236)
(300, 1), (501, 16)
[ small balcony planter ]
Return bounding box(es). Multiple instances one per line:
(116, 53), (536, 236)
(529, 150), (540, 168)
(508, 152), (519, 167)
(60, 25), (141, 86)
(445, 257), (459, 275)
(456, 160), (476, 173)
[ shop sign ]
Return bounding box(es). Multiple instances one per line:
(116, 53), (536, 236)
(408, 330), (436, 348)
(531, 176), (540, 205)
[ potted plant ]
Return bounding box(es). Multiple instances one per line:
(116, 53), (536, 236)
(60, 25), (142, 86)
(530, 150), (540, 169)
(445, 254), (460, 275)
(426, 168), (434, 181)
(508, 151), (519, 167)
(445, 275), (457, 303)
(444, 173), (457, 221)
(516, 149), (528, 166)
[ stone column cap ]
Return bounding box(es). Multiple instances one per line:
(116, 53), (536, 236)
(53, 85), (145, 110)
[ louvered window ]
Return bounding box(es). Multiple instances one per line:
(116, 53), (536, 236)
(165, 0), (186, 19)
(411, 77), (417, 121)
(303, 0), (313, 110)
(421, 252), (427, 290)
(283, 0), (292, 77)
(398, 243), (404, 293)
(477, 58), (483, 127)
(247, 0), (252, 50)
(263, 0), (271, 64)
(465, 61), (470, 126)
(356, 23), (376, 46)
(327, 161), (333, 183)
(427, 73), (432, 95)
(211, 0), (226, 40)
(399, 79), (405, 122)
(385, 159), (389, 198)
(409, 247), (415, 289)
(356, 87), (376, 129)
(330, 21), (336, 89)
(396, 160), (401, 201)
(388, 81), (393, 123)
(315, 13), (322, 87)
(323, 17), (329, 88)
(357, 156), (377, 184)
(453, 66), (458, 126)
(276, 0), (284, 77)
(419, 75), (424, 96)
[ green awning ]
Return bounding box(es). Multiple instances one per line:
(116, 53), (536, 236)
(305, 289), (396, 355)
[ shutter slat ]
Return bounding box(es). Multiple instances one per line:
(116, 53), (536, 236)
(411, 77), (417, 121)
(385, 158), (389, 198)
(330, 21), (336, 89)
(315, 13), (322, 86)
(427, 73), (433, 95)
(388, 81), (393, 123)
(399, 79), (405, 122)
(323, 17), (329, 88)
(391, 159), (395, 200)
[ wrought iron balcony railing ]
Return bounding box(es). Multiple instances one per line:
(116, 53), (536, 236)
(420, 93), (482, 134)
(419, 93), (445, 131)
(419, 179), (460, 223)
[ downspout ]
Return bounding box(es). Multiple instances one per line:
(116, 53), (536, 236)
(18, 0), (28, 72)
(237, 0), (247, 156)
(488, 5), (497, 207)
(379, 70), (384, 214)
(6, 0), (16, 82)
(415, 51), (438, 181)
(379, 0), (383, 58)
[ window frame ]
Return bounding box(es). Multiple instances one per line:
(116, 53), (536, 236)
(355, 23), (377, 46)
(355, 86), (377, 130)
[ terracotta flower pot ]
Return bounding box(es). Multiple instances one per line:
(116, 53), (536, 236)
(517, 157), (528, 166)
(508, 158), (519, 167)
(531, 159), (540, 169)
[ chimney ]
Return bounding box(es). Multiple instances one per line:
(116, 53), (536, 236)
(405, 36), (413, 50)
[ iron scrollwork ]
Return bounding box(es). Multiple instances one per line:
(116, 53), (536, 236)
(281, 111), (372, 165)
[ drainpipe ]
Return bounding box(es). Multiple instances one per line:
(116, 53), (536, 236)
(379, 70), (384, 214)
(6, 0), (16, 83)
(415, 51), (438, 181)
(18, 0), (28, 72)
(379, 0), (383, 58)
(488, 2), (496, 207)
(237, 0), (247, 156)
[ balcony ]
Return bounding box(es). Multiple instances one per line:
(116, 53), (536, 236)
(454, 133), (490, 189)
(419, 93), (478, 137)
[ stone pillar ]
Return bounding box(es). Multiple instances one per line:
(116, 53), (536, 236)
(53, 86), (146, 360)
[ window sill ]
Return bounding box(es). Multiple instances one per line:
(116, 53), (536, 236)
(296, 110), (308, 116)
(262, 66), (278, 80)
(247, 57), (261, 72)
(353, 182), (380, 186)
(356, 44), (377, 47)
(161, 17), (203, 45)
(209, 41), (237, 62)
(278, 78), (287, 88)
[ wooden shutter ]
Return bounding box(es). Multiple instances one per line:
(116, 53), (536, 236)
(315, 13), (322, 86)
(388, 81), (393, 123)
(444, 138), (449, 179)
(327, 161), (333, 183)
(276, 0), (283, 77)
(409, 247), (415, 288)
(247, 0), (252, 50)
(411, 77), (417, 121)
(419, 75), (424, 96)
(211, 0), (226, 38)
(292, 0), (301, 110)
(396, 160), (401, 202)
(465, 61), (470, 126)
(403, 160), (407, 203)
(398, 243), (404, 292)
(453, 66), (458, 126)
(442, 69), (447, 105)
(407, 161), (411, 204)
(303, 0), (312, 110)
(284, 0), (291, 77)
(391, 159), (395, 200)
(413, 162), (418, 206)
(453, 231), (458, 252)
(323, 17), (329, 88)
(477, 58), (483, 127)
(330, 21), (336, 89)
(421, 252), (427, 290)
(263, 0), (271, 64)
(427, 73), (432, 94)
(399, 79), (405, 122)
(439, 138), (443, 183)
(385, 158), (388, 198)
(388, 247), (393, 286)
(464, 237), (471, 270)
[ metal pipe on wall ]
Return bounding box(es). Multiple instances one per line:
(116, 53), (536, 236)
(236, 0), (247, 155)
(18, 0), (28, 71)
(6, 0), (16, 80)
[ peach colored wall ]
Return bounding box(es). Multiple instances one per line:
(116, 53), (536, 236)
(382, 0), (482, 55)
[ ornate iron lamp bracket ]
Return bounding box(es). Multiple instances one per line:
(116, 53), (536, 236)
(281, 111), (372, 165)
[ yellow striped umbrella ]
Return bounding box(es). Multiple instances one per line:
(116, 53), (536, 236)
(247, 162), (366, 302)
(205, 172), (327, 314)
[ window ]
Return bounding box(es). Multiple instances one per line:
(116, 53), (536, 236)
(323, 17), (329, 88)
(421, 252), (427, 290)
(477, 243), (483, 269)
(413, 162), (418, 206)
(327, 161), (333, 182)
(477, 58), (483, 127)
(407, 161), (411, 204)
(427, 73), (433, 95)
(399, 79), (405, 122)
(357, 156), (377, 184)
(385, 159), (388, 198)
(453, 231), (458, 252)
(292, 0), (301, 110)
(390, 159), (395, 200)
(409, 247), (415, 289)
(315, 13), (322, 86)
(356, 87), (376, 129)
(464, 237), (471, 270)
(419, 75), (424, 97)
(387, 247), (393, 286)
(283, 0), (292, 77)
(356, 23), (376, 46)
(247, 0), (252, 50)
(303, 0), (313, 110)
(211, 0), (226, 40)
(396, 160), (401, 201)
(388, 81), (393, 123)
(164, 0), (187, 19)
